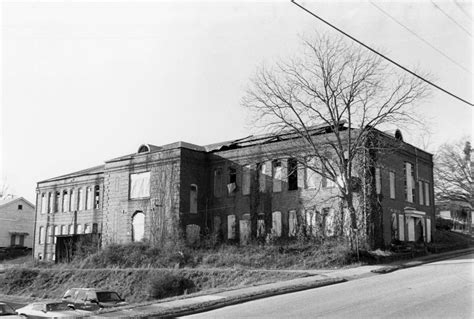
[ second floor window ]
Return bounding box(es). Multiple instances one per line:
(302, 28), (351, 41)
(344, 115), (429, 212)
(130, 172), (151, 199)
(287, 158), (298, 191)
(404, 162), (415, 203)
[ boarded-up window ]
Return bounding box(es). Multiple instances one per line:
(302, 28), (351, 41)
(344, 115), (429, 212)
(426, 218), (431, 242)
(186, 224), (201, 245)
(41, 193), (47, 214)
(46, 226), (52, 244)
(389, 172), (396, 199)
(375, 168), (381, 194)
(424, 182), (430, 206)
(61, 225), (67, 235)
(48, 193), (53, 213)
(305, 209), (317, 237)
(288, 210), (297, 237)
(404, 162), (415, 203)
(214, 168), (223, 197)
(62, 190), (69, 212)
(242, 165), (251, 195)
(257, 214), (265, 238)
(287, 158), (298, 191)
(418, 181), (424, 205)
(272, 160), (282, 192)
(39, 226), (44, 244)
(54, 191), (60, 213)
(258, 162), (267, 192)
(132, 212), (145, 241)
(398, 214), (405, 241)
(70, 189), (75, 212)
(190, 184), (198, 214)
(54, 225), (59, 244)
(227, 215), (236, 239)
(305, 157), (318, 189)
(391, 213), (398, 240)
(78, 188), (84, 211)
(86, 187), (93, 210)
(239, 214), (251, 245)
(84, 224), (91, 234)
(130, 172), (151, 199)
(272, 211), (282, 237)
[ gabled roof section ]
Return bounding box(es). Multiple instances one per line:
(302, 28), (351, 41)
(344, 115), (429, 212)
(0, 196), (35, 209)
(38, 164), (105, 184)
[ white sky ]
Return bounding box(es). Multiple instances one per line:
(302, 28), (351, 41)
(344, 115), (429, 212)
(1, 0), (472, 203)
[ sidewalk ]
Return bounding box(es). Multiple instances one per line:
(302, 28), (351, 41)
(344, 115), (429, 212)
(92, 247), (474, 318)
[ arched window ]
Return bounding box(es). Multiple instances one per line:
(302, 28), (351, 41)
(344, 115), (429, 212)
(190, 184), (198, 214)
(132, 211), (145, 242)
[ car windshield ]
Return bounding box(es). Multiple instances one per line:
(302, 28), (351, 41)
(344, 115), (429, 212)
(96, 292), (122, 302)
(46, 303), (70, 312)
(0, 304), (16, 315)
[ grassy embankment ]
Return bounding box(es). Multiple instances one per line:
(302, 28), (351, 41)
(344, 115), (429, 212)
(0, 238), (354, 303)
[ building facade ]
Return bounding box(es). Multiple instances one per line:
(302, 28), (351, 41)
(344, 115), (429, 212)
(34, 127), (435, 261)
(0, 196), (35, 248)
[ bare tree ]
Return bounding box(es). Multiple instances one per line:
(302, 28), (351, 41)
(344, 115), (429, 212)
(242, 33), (430, 248)
(434, 138), (472, 231)
(0, 180), (12, 199)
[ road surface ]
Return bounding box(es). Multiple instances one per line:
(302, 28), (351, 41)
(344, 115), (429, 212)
(183, 253), (473, 319)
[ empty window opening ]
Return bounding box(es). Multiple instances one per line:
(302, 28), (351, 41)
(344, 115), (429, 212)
(287, 158), (298, 191)
(213, 168), (223, 197)
(17, 204), (23, 210)
(227, 167), (237, 194)
(94, 185), (100, 209)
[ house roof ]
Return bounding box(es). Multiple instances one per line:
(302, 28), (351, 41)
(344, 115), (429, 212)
(38, 164), (105, 184)
(0, 196), (35, 209)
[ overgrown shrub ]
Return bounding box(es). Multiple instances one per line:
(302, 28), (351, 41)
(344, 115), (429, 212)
(147, 272), (196, 299)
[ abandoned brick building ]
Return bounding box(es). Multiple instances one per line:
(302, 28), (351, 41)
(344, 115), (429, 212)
(33, 124), (435, 261)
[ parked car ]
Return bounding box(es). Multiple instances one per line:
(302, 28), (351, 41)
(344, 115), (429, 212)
(15, 302), (90, 318)
(0, 302), (22, 318)
(61, 288), (126, 312)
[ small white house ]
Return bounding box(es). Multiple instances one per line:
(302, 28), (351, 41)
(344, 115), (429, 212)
(0, 196), (35, 248)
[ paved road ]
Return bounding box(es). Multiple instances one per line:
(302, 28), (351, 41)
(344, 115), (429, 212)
(184, 253), (473, 319)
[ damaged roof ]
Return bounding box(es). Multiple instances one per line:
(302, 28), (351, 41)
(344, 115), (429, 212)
(38, 164), (105, 184)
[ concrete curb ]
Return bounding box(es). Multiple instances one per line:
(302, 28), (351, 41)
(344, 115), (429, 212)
(93, 277), (345, 318)
(371, 247), (474, 274)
